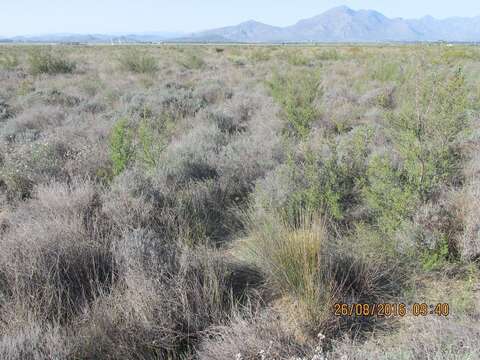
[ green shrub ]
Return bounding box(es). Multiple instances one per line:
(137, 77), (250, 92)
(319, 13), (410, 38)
(108, 108), (179, 174)
(249, 48), (271, 62)
(267, 70), (321, 139)
(441, 47), (480, 63)
(364, 67), (469, 236)
(368, 58), (403, 82)
(422, 236), (450, 271)
(228, 55), (247, 66)
(284, 50), (310, 66)
(363, 154), (418, 234)
(137, 119), (164, 169)
(109, 118), (134, 176)
(317, 48), (340, 61)
(0, 53), (19, 70)
(390, 67), (468, 201)
(28, 48), (76, 75)
(257, 127), (372, 223)
(118, 50), (158, 73)
(178, 53), (205, 69)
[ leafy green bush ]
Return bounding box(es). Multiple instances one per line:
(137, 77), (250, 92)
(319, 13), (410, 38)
(28, 48), (76, 75)
(368, 58), (404, 82)
(255, 126), (372, 223)
(363, 154), (418, 234)
(364, 67), (469, 236)
(118, 50), (158, 73)
(391, 67), (468, 200)
(317, 48), (340, 61)
(178, 53), (205, 69)
(284, 50), (310, 66)
(441, 47), (480, 62)
(109, 118), (134, 176)
(137, 119), (165, 169)
(249, 48), (271, 62)
(422, 236), (450, 271)
(267, 70), (321, 139)
(0, 53), (19, 70)
(228, 55), (247, 66)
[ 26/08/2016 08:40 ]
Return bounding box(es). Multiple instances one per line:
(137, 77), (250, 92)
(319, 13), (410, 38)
(334, 303), (450, 317)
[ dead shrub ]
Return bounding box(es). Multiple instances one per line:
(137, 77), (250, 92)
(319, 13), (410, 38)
(0, 180), (114, 322)
(198, 310), (310, 360)
(0, 323), (70, 360)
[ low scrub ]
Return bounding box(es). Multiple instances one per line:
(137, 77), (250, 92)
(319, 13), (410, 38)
(118, 50), (159, 74)
(0, 53), (19, 71)
(267, 69), (321, 139)
(28, 48), (76, 75)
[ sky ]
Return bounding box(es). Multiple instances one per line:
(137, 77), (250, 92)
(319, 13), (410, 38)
(1, 0), (479, 37)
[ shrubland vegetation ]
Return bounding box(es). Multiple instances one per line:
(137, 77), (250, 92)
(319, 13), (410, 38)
(0, 43), (479, 359)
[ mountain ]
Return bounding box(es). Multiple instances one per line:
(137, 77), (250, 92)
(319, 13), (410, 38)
(181, 6), (480, 43)
(285, 6), (421, 42)
(178, 20), (292, 43)
(406, 16), (480, 41)
(4, 32), (183, 44)
(2, 7), (480, 43)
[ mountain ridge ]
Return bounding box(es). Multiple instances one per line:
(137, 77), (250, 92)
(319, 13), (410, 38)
(170, 6), (480, 43)
(2, 6), (480, 43)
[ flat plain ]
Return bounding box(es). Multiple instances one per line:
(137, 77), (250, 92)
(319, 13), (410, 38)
(1, 44), (480, 359)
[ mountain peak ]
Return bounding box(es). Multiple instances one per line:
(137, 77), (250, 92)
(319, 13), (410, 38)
(329, 5), (353, 12)
(240, 19), (262, 26)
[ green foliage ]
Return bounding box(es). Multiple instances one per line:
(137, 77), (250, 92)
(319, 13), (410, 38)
(0, 53), (19, 70)
(179, 53), (205, 69)
(109, 110), (172, 176)
(28, 48), (76, 75)
(364, 154), (418, 234)
(364, 67), (469, 236)
(316, 48), (340, 61)
(369, 58), (403, 82)
(422, 236), (450, 271)
(109, 118), (134, 176)
(249, 48), (271, 62)
(441, 47), (480, 63)
(137, 114), (172, 170)
(284, 50), (310, 66)
(286, 147), (348, 222)
(118, 50), (158, 73)
(282, 127), (373, 223)
(391, 67), (468, 201)
(228, 56), (247, 66)
(267, 70), (321, 139)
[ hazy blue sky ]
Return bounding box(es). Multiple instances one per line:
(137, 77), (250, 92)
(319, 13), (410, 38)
(1, 0), (479, 36)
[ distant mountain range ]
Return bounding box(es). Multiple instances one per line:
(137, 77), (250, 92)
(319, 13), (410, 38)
(0, 32), (183, 44)
(2, 6), (480, 43)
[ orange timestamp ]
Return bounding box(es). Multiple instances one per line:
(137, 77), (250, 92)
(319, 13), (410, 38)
(334, 303), (450, 317)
